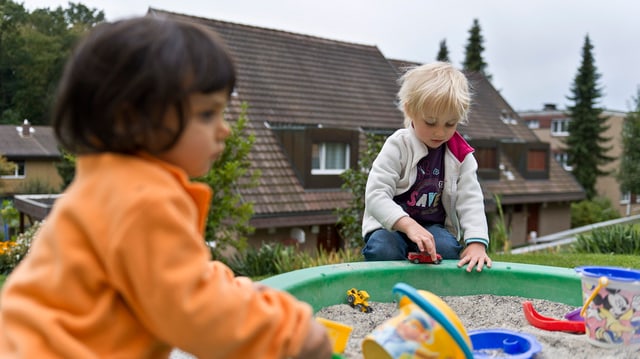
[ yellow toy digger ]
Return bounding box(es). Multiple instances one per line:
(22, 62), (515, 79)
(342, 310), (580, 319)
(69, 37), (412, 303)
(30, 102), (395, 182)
(346, 288), (373, 313)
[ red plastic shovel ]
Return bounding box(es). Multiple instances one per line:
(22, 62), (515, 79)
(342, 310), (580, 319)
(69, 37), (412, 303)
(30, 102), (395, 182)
(522, 301), (585, 333)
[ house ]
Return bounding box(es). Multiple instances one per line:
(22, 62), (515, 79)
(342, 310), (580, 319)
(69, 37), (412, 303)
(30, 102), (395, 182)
(457, 75), (586, 244)
(152, 9), (585, 249)
(0, 120), (62, 196)
(6, 10), (586, 251)
(519, 104), (635, 216)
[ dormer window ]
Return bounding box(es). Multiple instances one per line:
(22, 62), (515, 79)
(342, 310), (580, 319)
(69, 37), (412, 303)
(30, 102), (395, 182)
(554, 152), (572, 171)
(476, 147), (497, 170)
(468, 139), (499, 180)
(271, 125), (359, 189)
(526, 119), (539, 129)
(500, 110), (517, 125)
(527, 149), (546, 172)
(551, 118), (570, 136)
(311, 142), (350, 175)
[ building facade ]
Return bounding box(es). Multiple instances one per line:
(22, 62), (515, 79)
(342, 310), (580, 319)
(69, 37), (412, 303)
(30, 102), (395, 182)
(519, 104), (637, 217)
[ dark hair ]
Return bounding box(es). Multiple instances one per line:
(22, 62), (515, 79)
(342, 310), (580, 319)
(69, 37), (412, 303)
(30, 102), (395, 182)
(53, 16), (236, 154)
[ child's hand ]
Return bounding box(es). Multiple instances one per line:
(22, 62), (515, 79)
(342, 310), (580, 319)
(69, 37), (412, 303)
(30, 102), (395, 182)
(394, 217), (438, 262)
(293, 319), (332, 359)
(457, 242), (492, 272)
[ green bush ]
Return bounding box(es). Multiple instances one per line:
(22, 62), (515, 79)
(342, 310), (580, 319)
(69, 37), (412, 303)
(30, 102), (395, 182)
(488, 194), (510, 253)
(0, 221), (42, 274)
(226, 242), (363, 277)
(572, 224), (640, 254)
(225, 242), (283, 277)
(570, 196), (620, 228)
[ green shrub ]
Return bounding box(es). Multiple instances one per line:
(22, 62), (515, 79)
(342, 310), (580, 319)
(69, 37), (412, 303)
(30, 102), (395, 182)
(227, 243), (286, 277)
(488, 194), (510, 253)
(226, 242), (363, 277)
(0, 221), (42, 274)
(571, 196), (620, 228)
(572, 224), (640, 254)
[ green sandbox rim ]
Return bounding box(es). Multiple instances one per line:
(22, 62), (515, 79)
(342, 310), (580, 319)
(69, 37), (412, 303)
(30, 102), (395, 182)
(261, 261), (583, 312)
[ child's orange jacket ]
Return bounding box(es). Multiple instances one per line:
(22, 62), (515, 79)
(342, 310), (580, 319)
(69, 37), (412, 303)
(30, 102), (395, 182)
(0, 153), (312, 358)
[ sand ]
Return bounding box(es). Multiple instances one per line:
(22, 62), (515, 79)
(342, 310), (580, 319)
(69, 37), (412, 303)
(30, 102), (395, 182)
(315, 294), (640, 359)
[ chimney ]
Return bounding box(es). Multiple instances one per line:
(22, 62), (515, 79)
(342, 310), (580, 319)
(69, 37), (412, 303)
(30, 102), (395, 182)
(543, 103), (557, 111)
(17, 119), (34, 137)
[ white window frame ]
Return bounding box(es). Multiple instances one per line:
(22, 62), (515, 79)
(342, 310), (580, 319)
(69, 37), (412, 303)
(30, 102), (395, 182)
(554, 152), (572, 171)
(526, 119), (539, 129)
(550, 118), (570, 136)
(0, 160), (25, 179)
(621, 192), (630, 205)
(311, 142), (350, 175)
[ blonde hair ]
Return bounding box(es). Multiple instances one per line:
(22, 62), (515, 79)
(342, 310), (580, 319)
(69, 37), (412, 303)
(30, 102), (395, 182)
(397, 62), (471, 128)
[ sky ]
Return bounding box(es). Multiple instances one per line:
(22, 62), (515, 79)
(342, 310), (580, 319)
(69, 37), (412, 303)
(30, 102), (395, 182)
(20, 0), (640, 112)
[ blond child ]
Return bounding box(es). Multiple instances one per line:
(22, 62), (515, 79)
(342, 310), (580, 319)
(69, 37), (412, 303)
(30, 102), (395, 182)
(0, 16), (331, 358)
(361, 62), (492, 272)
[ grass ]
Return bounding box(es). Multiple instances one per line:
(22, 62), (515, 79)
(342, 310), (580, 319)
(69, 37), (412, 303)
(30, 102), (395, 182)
(1, 253), (638, 287)
(492, 252), (640, 269)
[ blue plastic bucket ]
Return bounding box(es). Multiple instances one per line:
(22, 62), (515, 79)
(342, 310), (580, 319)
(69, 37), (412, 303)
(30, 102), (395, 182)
(468, 329), (541, 359)
(575, 266), (640, 348)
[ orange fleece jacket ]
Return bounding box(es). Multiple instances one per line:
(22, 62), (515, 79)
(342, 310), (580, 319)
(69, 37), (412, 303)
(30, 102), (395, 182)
(0, 153), (312, 358)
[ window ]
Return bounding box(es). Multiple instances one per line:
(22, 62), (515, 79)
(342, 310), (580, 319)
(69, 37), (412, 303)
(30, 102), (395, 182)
(311, 142), (350, 174)
(554, 152), (572, 171)
(527, 150), (546, 171)
(621, 192), (630, 204)
(550, 118), (570, 136)
(0, 160), (25, 178)
(500, 110), (518, 125)
(526, 119), (539, 129)
(475, 147), (497, 170)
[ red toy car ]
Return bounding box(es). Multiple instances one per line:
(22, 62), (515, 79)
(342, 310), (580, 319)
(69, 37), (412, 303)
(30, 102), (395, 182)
(407, 252), (443, 264)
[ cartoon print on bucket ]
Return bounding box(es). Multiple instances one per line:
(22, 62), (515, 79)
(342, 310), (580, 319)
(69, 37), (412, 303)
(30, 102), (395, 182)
(361, 283), (473, 359)
(576, 266), (640, 348)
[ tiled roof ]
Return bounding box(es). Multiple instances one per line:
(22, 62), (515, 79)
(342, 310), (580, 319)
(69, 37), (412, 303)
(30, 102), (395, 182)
(481, 156), (585, 204)
(151, 9), (584, 226)
(461, 73), (584, 203)
(153, 10), (403, 131)
(150, 9), (404, 226)
(462, 72), (539, 142)
(0, 124), (60, 159)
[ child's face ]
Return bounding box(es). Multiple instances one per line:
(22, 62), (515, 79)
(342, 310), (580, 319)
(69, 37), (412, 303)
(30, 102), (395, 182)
(157, 89), (231, 177)
(412, 111), (458, 149)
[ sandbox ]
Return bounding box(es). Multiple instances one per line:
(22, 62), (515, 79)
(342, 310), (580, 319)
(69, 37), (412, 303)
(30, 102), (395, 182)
(261, 260), (584, 311)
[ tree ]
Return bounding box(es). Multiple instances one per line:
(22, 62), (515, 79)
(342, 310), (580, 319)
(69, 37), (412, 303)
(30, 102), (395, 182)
(436, 39), (450, 62)
(617, 87), (640, 196)
(0, 154), (16, 192)
(335, 132), (385, 249)
(462, 18), (490, 80)
(0, 1), (104, 125)
(55, 148), (76, 191)
(565, 35), (613, 199)
(0, 0), (29, 123)
(197, 102), (261, 259)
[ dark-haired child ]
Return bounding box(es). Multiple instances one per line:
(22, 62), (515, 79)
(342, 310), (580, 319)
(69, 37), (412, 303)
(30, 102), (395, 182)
(0, 16), (331, 359)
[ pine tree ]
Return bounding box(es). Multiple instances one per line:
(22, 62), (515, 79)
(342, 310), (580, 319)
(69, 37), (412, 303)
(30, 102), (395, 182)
(436, 39), (450, 62)
(617, 87), (640, 195)
(462, 18), (490, 80)
(565, 35), (613, 199)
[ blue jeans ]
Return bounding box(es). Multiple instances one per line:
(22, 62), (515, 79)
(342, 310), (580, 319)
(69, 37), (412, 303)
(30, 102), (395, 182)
(361, 224), (462, 261)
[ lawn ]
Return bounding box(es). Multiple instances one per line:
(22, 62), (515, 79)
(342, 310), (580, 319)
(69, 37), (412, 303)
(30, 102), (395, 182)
(492, 252), (640, 269)
(0, 253), (638, 288)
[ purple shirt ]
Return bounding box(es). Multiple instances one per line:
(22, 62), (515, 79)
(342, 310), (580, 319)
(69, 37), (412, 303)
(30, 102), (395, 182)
(393, 145), (446, 225)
